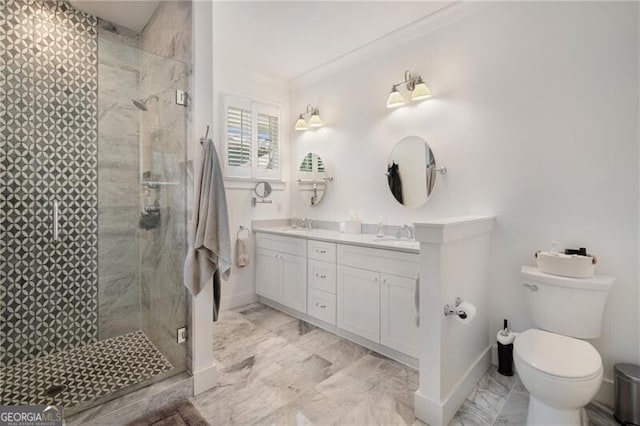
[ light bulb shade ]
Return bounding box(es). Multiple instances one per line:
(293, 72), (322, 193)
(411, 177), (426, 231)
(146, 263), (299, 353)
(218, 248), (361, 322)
(411, 81), (432, 101)
(295, 114), (309, 131)
(386, 87), (405, 108)
(308, 110), (323, 128)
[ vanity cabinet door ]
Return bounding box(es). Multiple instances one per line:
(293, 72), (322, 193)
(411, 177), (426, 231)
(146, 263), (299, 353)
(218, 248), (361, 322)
(280, 253), (307, 313)
(256, 248), (280, 301)
(337, 265), (381, 343)
(381, 273), (419, 357)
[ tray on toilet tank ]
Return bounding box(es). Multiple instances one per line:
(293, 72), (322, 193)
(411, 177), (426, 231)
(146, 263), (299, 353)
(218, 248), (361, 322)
(535, 251), (596, 278)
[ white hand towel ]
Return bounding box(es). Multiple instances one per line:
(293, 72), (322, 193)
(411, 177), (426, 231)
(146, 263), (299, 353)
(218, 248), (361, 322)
(236, 235), (250, 267)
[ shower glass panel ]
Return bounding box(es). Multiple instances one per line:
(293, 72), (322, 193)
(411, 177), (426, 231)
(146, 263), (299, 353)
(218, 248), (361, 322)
(1, 0), (191, 416)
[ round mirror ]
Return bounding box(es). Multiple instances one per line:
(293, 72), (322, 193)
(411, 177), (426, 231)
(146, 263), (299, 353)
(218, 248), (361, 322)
(297, 153), (329, 206)
(387, 136), (439, 208)
(254, 181), (272, 198)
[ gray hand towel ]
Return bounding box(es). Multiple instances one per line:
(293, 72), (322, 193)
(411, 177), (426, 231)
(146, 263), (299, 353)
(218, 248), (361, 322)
(184, 139), (231, 320)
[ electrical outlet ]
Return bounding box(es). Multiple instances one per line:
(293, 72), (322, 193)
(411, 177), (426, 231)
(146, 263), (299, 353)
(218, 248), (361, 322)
(176, 327), (187, 343)
(176, 90), (187, 106)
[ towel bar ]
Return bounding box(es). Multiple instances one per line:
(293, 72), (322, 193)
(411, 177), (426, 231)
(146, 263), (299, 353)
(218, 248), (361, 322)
(237, 225), (251, 238)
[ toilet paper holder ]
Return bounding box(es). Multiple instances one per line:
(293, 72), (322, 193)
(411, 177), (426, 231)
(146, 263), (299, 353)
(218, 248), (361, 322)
(444, 297), (468, 319)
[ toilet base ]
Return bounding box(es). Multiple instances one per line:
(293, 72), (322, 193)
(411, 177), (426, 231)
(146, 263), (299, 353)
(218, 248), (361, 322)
(527, 395), (588, 426)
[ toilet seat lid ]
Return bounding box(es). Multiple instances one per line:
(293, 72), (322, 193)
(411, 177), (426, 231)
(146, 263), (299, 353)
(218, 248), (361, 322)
(514, 329), (602, 379)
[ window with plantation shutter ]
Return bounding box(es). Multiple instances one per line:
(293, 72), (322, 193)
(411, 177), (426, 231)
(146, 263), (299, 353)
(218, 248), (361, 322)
(223, 95), (281, 180)
(227, 106), (252, 168)
(257, 113), (278, 171)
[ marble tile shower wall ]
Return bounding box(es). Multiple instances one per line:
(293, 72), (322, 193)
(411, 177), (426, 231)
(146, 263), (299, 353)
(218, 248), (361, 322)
(97, 22), (142, 340)
(138, 0), (192, 371)
(1, 0), (99, 366)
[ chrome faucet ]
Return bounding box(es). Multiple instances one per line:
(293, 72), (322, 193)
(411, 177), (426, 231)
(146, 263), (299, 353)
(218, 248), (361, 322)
(302, 218), (314, 230)
(396, 224), (413, 240)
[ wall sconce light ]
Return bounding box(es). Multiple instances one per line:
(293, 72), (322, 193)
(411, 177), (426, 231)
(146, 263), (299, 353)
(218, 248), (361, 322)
(386, 70), (432, 108)
(295, 104), (323, 131)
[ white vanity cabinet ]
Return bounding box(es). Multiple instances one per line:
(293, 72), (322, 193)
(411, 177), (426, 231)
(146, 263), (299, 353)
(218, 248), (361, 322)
(336, 244), (419, 356)
(255, 248), (281, 301)
(254, 230), (420, 361)
(380, 273), (420, 357)
(255, 233), (307, 313)
(307, 240), (337, 325)
(337, 265), (381, 342)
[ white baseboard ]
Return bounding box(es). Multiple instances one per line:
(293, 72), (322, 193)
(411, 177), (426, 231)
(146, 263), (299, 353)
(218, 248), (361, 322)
(415, 390), (446, 426)
(220, 291), (257, 311)
(192, 364), (218, 395)
(415, 346), (491, 426)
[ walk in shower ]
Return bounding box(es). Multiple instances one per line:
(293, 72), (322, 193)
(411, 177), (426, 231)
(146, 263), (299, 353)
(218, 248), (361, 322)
(1, 0), (192, 415)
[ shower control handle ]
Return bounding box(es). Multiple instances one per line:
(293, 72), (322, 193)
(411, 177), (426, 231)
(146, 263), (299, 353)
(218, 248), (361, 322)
(53, 201), (60, 242)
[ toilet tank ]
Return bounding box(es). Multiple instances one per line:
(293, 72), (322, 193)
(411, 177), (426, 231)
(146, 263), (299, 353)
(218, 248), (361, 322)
(521, 266), (615, 339)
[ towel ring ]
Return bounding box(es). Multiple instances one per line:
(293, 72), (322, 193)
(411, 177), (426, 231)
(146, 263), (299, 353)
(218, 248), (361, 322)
(237, 225), (251, 238)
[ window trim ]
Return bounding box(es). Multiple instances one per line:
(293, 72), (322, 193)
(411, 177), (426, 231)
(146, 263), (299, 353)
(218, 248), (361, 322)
(221, 93), (282, 181)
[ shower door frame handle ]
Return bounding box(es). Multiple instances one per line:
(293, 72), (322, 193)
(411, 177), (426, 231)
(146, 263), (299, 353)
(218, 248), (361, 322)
(53, 200), (60, 241)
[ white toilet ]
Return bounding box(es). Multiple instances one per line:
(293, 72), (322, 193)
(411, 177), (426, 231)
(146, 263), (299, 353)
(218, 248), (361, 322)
(514, 266), (615, 426)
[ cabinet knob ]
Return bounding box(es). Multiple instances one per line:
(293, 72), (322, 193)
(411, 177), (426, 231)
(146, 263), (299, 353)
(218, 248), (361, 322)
(316, 273), (327, 279)
(374, 276), (379, 282)
(315, 302), (327, 309)
(316, 249), (327, 254)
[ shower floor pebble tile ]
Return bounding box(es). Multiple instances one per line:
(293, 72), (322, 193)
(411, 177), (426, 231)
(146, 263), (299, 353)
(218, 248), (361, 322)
(0, 331), (173, 409)
(192, 303), (618, 426)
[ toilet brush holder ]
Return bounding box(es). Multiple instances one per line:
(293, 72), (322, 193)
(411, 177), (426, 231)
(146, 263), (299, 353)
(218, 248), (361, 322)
(497, 341), (514, 376)
(497, 319), (515, 376)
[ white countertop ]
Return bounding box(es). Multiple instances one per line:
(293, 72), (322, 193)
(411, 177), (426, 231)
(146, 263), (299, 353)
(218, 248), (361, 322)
(253, 226), (420, 254)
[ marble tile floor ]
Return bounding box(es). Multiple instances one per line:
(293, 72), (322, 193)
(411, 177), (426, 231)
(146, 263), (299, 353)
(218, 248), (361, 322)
(191, 302), (420, 425)
(190, 303), (617, 425)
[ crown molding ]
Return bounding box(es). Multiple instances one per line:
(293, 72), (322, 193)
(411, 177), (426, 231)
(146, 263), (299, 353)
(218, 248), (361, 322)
(289, 1), (493, 88)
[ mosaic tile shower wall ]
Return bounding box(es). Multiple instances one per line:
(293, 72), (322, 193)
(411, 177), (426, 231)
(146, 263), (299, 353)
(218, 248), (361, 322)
(0, 0), (99, 367)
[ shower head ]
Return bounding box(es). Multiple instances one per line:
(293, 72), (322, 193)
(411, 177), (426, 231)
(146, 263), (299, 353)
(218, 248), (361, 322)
(132, 95), (158, 112)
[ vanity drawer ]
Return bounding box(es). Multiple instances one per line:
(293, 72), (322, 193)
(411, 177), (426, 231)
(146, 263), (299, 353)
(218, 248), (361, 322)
(337, 244), (418, 278)
(308, 259), (337, 294)
(256, 232), (306, 257)
(308, 288), (336, 325)
(308, 240), (336, 263)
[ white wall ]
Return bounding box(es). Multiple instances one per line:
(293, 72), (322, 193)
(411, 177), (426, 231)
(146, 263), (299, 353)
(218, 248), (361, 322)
(211, 65), (291, 310)
(290, 1), (640, 400)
